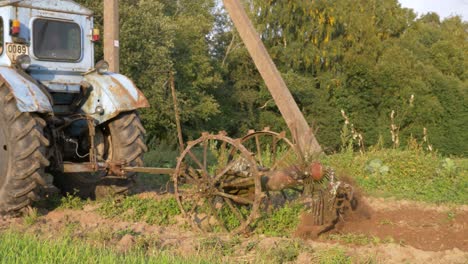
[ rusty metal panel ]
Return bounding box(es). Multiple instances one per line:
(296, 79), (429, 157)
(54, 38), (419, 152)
(0, 67), (53, 113)
(123, 167), (175, 175)
(82, 72), (149, 124)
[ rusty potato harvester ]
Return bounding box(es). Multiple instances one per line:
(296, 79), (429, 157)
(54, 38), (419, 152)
(65, 128), (356, 234)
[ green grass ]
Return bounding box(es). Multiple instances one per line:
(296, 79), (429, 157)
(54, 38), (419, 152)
(324, 149), (468, 204)
(312, 247), (352, 264)
(256, 202), (304, 237)
(98, 196), (180, 226)
(59, 193), (89, 210)
(0, 232), (216, 264)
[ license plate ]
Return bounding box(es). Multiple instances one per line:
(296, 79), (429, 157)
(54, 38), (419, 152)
(6, 43), (29, 62)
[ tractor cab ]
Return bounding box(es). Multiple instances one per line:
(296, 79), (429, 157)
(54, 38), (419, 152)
(0, 0), (147, 120)
(0, 0), (95, 91)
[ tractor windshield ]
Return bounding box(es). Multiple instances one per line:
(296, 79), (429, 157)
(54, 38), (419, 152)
(33, 19), (81, 61)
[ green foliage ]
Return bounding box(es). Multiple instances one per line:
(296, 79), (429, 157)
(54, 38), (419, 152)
(365, 159), (390, 176)
(59, 193), (88, 210)
(256, 203), (304, 237)
(215, 0), (467, 156)
(438, 158), (459, 178)
(76, 0), (220, 142)
(324, 150), (468, 204)
(98, 196), (180, 226)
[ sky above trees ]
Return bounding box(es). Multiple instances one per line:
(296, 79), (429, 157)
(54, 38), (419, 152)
(399, 0), (467, 20)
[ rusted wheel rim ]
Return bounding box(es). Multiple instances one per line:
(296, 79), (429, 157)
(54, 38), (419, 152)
(174, 133), (262, 234)
(239, 130), (302, 171)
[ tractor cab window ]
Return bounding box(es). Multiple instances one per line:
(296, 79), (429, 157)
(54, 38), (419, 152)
(33, 19), (81, 61)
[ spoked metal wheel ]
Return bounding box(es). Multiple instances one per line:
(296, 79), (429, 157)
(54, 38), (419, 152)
(174, 133), (262, 234)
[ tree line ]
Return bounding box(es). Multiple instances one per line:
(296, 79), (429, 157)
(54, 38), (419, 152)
(76, 0), (467, 156)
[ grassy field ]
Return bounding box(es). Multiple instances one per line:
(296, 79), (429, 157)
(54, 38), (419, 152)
(324, 149), (467, 204)
(0, 232), (216, 264)
(0, 231), (356, 264)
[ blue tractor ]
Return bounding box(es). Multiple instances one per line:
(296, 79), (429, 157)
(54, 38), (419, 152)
(0, 0), (149, 214)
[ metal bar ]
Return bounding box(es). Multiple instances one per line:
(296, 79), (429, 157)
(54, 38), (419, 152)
(123, 167), (175, 175)
(222, 0), (322, 155)
(62, 162), (107, 173)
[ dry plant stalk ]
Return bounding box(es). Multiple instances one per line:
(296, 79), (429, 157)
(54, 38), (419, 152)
(423, 127), (433, 152)
(390, 94), (415, 149)
(390, 110), (399, 148)
(341, 110), (365, 154)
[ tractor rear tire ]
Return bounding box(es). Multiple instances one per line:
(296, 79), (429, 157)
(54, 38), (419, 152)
(0, 84), (49, 215)
(54, 111), (147, 199)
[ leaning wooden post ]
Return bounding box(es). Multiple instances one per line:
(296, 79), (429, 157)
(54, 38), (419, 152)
(222, 0), (322, 156)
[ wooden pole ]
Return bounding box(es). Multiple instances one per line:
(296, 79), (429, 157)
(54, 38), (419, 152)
(222, 0), (322, 155)
(104, 0), (119, 72)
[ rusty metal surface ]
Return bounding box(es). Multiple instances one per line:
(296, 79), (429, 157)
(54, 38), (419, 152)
(62, 162), (107, 173)
(62, 161), (175, 176)
(222, 0), (322, 155)
(82, 72), (149, 124)
(0, 67), (53, 113)
(123, 167), (175, 175)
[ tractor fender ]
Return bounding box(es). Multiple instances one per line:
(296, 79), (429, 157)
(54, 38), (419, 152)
(0, 67), (53, 113)
(82, 72), (149, 124)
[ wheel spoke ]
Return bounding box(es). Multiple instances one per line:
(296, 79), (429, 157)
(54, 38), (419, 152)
(271, 136), (279, 165)
(215, 192), (254, 205)
(187, 149), (210, 180)
(214, 159), (239, 183)
(203, 139), (208, 175)
(188, 196), (203, 215)
(208, 198), (228, 232)
(222, 177), (255, 188)
(224, 197), (245, 223)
